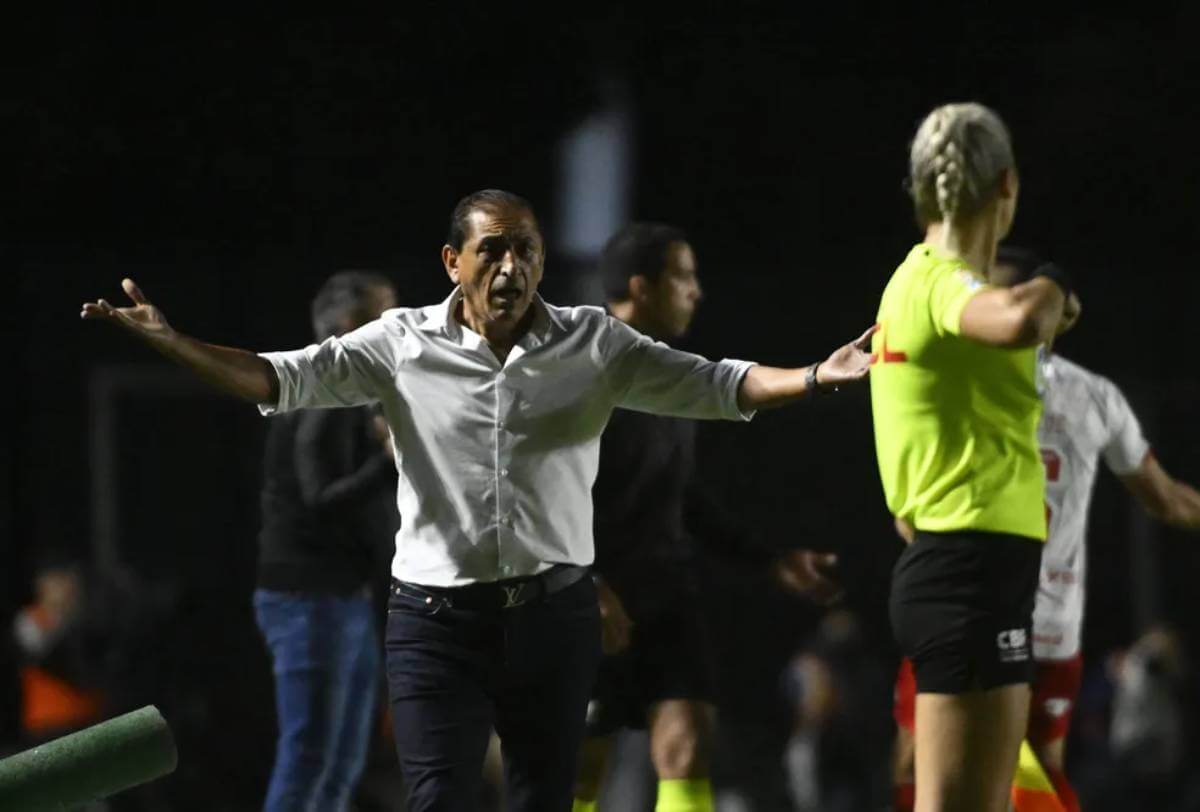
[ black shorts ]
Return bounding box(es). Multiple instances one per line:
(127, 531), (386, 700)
(890, 529), (1042, 694)
(585, 588), (715, 737)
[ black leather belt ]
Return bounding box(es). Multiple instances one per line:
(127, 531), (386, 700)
(390, 564), (590, 611)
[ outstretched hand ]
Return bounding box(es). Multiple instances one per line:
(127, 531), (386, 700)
(80, 278), (173, 339)
(816, 325), (878, 388)
(80, 278), (278, 405)
(774, 549), (843, 605)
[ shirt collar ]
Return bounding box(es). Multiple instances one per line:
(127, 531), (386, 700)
(528, 295), (565, 344)
(416, 287), (565, 347)
(415, 288), (459, 336)
(914, 242), (980, 277)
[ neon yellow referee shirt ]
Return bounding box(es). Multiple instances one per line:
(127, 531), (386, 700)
(870, 243), (1046, 541)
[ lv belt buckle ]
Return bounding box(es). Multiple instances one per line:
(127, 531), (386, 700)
(501, 582), (528, 609)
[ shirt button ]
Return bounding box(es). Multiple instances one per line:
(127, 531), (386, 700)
(501, 468), (509, 477)
(500, 565), (513, 575)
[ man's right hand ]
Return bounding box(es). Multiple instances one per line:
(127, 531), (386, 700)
(80, 278), (279, 406)
(594, 577), (633, 655)
(81, 278), (174, 341)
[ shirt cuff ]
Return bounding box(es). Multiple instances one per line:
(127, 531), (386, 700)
(724, 359), (757, 422)
(1108, 440), (1152, 476)
(256, 351), (299, 416)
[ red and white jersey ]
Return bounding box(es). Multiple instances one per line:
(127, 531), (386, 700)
(1034, 353), (1150, 660)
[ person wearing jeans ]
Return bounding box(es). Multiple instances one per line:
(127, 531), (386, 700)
(253, 271), (398, 811)
(254, 590), (381, 810)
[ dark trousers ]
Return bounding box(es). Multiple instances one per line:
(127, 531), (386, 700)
(385, 576), (601, 812)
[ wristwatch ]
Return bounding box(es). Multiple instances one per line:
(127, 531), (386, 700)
(805, 363), (821, 397)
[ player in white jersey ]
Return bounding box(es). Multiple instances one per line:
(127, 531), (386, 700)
(891, 246), (1200, 812)
(1035, 349), (1147, 664)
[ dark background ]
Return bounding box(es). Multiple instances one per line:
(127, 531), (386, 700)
(5, 6), (1200, 809)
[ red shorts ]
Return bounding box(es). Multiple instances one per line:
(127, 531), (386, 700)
(893, 654), (1083, 745)
(893, 656), (917, 732)
(1026, 655), (1084, 745)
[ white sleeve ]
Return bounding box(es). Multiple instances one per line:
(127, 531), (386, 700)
(599, 315), (755, 422)
(1099, 376), (1151, 475)
(257, 319), (398, 416)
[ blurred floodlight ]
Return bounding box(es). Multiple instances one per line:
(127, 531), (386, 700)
(556, 82), (633, 262)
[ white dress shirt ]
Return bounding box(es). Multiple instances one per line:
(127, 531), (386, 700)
(260, 288), (754, 586)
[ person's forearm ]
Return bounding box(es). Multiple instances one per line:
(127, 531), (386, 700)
(302, 454), (394, 513)
(147, 331), (279, 405)
(962, 279), (1065, 348)
(737, 364), (817, 412)
(1124, 456), (1200, 532)
(1011, 278), (1067, 346)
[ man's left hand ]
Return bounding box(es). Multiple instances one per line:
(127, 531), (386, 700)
(816, 325), (878, 387)
(595, 578), (633, 654)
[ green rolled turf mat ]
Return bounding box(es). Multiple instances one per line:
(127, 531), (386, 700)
(0, 705), (177, 811)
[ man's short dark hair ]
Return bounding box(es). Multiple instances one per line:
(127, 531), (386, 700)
(311, 270), (393, 341)
(599, 222), (689, 302)
(995, 245), (1045, 285)
(446, 189), (538, 251)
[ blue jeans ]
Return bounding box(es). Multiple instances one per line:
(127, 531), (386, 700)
(253, 589), (380, 812)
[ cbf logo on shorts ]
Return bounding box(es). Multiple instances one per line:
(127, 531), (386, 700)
(997, 628), (1031, 663)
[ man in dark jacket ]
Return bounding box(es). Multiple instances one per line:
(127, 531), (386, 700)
(574, 224), (841, 812)
(253, 271), (398, 812)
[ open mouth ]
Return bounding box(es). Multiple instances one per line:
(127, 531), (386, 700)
(491, 287), (522, 303)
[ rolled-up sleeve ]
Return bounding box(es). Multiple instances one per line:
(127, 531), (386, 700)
(601, 317), (755, 421)
(1100, 376), (1151, 475)
(258, 319), (397, 416)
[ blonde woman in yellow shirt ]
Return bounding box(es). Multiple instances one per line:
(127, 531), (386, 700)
(871, 103), (1074, 812)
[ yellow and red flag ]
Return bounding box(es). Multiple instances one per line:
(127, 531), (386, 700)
(1010, 739), (1066, 812)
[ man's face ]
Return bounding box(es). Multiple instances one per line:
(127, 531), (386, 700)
(643, 241), (702, 339)
(443, 206), (544, 330)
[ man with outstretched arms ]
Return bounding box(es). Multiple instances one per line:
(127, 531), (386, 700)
(82, 189), (875, 811)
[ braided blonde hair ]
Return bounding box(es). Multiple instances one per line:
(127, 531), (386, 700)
(909, 103), (1014, 226)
